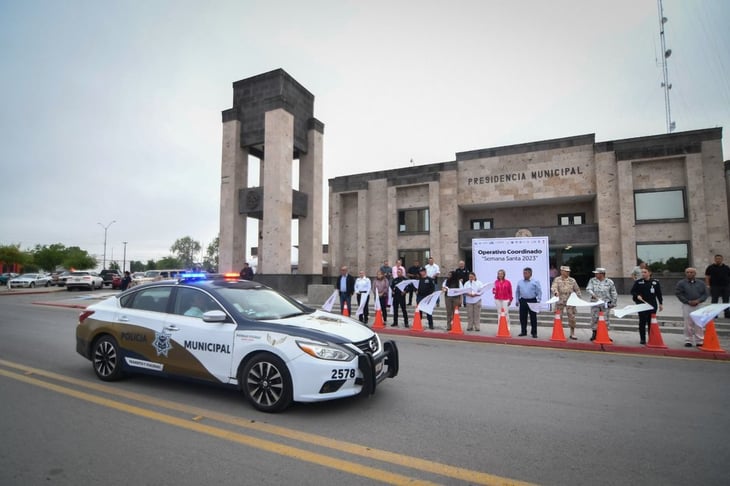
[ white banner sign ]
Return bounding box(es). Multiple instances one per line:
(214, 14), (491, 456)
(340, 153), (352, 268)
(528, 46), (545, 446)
(472, 237), (550, 308)
(690, 304), (730, 328)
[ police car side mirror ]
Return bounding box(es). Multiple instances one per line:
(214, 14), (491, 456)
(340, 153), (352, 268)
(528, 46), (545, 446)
(202, 310), (228, 323)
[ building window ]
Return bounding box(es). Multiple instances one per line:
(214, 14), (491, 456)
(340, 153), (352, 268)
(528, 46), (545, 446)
(470, 219), (493, 230)
(637, 242), (689, 273)
(634, 189), (686, 222)
(399, 250), (430, 273)
(398, 208), (430, 233)
(558, 213), (585, 225)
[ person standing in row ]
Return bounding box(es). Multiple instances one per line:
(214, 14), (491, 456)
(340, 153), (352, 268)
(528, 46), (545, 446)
(676, 267), (708, 347)
(416, 267), (436, 329)
(453, 260), (471, 306)
(705, 254), (730, 319)
(120, 271), (132, 291)
(354, 270), (371, 324)
(463, 272), (484, 331)
(585, 268), (618, 341)
(335, 266), (355, 315)
(442, 271), (462, 331)
(515, 267), (541, 338)
(390, 267), (409, 327)
(425, 257), (441, 307)
(373, 270), (389, 323)
(492, 269), (513, 327)
(551, 266), (581, 340)
(406, 260), (421, 305)
(391, 259), (406, 282)
(380, 260), (392, 283)
(630, 267), (663, 345)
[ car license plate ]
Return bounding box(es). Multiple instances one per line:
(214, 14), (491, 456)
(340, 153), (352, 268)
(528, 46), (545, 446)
(375, 360), (383, 375)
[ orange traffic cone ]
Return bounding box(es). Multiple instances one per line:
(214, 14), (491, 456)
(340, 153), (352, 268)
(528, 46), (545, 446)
(411, 305), (423, 331)
(342, 301), (349, 317)
(450, 307), (464, 334)
(550, 310), (566, 342)
(496, 307), (511, 337)
(699, 321), (726, 353)
(373, 309), (385, 329)
(647, 313), (667, 349)
(593, 311), (612, 345)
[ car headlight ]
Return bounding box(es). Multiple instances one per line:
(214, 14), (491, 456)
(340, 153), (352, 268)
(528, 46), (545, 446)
(296, 341), (355, 361)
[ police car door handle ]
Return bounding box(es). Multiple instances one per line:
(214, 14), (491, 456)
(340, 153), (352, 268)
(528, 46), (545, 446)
(118, 316), (129, 322)
(164, 325), (180, 332)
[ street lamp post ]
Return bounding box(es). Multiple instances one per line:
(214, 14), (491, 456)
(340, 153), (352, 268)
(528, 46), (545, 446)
(97, 220), (116, 270)
(122, 241), (128, 273)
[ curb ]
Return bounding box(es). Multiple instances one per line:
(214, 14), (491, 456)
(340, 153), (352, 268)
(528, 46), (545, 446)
(375, 327), (730, 361)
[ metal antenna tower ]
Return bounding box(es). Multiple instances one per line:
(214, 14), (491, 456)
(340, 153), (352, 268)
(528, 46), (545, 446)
(658, 0), (675, 133)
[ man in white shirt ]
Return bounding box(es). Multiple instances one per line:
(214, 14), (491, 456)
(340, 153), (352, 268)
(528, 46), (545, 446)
(354, 270), (372, 323)
(425, 257), (440, 306)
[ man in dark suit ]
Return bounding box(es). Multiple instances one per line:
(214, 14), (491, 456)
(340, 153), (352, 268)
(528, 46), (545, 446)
(335, 266), (356, 315)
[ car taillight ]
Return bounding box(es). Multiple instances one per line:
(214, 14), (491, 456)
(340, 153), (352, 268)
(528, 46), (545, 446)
(79, 310), (94, 324)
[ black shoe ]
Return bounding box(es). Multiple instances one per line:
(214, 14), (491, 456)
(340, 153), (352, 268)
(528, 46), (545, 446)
(684, 343), (693, 347)
(590, 331), (596, 341)
(531, 334), (537, 338)
(518, 333), (527, 337)
(404, 324), (409, 328)
(390, 323), (398, 327)
(640, 340), (646, 345)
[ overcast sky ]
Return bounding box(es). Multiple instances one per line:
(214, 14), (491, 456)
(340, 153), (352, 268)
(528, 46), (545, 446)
(1, 0), (728, 268)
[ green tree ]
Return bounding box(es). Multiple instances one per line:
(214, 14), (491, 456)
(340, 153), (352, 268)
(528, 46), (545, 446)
(157, 256), (183, 269)
(170, 236), (201, 268)
(109, 261), (120, 271)
(129, 260), (145, 272)
(31, 243), (67, 272)
(146, 260), (156, 270)
(0, 244), (30, 271)
(204, 235), (219, 272)
(63, 247), (97, 270)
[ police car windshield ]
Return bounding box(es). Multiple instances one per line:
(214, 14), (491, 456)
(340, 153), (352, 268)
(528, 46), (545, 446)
(216, 287), (310, 321)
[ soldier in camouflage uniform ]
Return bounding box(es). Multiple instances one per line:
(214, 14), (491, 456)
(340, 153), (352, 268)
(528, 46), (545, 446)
(551, 266), (581, 340)
(586, 267), (618, 341)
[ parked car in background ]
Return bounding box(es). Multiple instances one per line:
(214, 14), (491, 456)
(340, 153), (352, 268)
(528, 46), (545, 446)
(51, 271), (72, 286)
(111, 274), (122, 289)
(0, 272), (19, 285)
(9, 273), (52, 288)
(99, 269), (122, 287)
(66, 271), (103, 291)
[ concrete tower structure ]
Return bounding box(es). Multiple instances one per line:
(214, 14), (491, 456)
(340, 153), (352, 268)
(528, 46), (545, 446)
(219, 69), (324, 293)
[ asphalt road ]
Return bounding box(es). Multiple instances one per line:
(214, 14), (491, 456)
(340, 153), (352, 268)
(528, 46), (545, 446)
(1, 292), (729, 485)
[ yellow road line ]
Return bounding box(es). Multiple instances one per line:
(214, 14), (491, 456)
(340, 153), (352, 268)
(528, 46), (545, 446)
(0, 367), (437, 486)
(0, 358), (535, 486)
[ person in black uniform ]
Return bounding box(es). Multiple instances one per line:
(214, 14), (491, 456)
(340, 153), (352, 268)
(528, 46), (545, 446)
(416, 267), (435, 329)
(704, 254), (730, 319)
(390, 267), (409, 327)
(630, 266), (664, 344)
(406, 260), (420, 305)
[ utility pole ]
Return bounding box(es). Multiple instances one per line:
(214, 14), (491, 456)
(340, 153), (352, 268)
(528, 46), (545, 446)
(658, 0), (675, 133)
(122, 241), (128, 273)
(97, 220), (116, 270)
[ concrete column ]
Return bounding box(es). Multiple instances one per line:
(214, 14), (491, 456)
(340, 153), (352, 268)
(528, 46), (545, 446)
(616, 159), (636, 276)
(219, 119), (248, 273)
(594, 151), (621, 274)
(298, 127), (323, 276)
(387, 185), (397, 260)
(357, 190), (368, 273)
(328, 191), (341, 276)
(261, 108), (293, 275)
(428, 180), (441, 261)
(685, 154), (709, 267)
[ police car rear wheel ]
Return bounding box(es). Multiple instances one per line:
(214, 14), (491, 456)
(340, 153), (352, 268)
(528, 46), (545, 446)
(241, 353), (292, 413)
(92, 335), (124, 381)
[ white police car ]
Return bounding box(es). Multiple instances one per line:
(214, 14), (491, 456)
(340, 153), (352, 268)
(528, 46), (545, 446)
(76, 274), (399, 412)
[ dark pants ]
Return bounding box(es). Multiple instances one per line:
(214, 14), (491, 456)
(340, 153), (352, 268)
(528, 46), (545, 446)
(393, 295), (408, 326)
(339, 291), (352, 315)
(356, 293), (369, 322)
(378, 295), (388, 322)
(710, 285), (730, 317)
(638, 310), (652, 342)
(407, 287), (414, 305)
(416, 295), (434, 328)
(519, 298), (538, 336)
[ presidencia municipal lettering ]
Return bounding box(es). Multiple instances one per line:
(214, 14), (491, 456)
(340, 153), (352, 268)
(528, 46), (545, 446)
(457, 140), (595, 206)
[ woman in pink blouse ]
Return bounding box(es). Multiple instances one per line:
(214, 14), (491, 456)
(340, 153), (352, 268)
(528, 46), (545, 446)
(493, 269), (513, 327)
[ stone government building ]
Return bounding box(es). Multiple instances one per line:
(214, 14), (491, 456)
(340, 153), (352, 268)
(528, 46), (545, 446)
(328, 127), (729, 292)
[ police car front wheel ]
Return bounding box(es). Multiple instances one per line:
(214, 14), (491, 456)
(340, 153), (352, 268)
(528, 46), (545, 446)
(240, 353), (293, 413)
(92, 335), (124, 381)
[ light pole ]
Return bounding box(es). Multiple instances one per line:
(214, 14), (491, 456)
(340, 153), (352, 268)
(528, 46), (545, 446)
(122, 241), (128, 272)
(97, 220), (116, 270)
